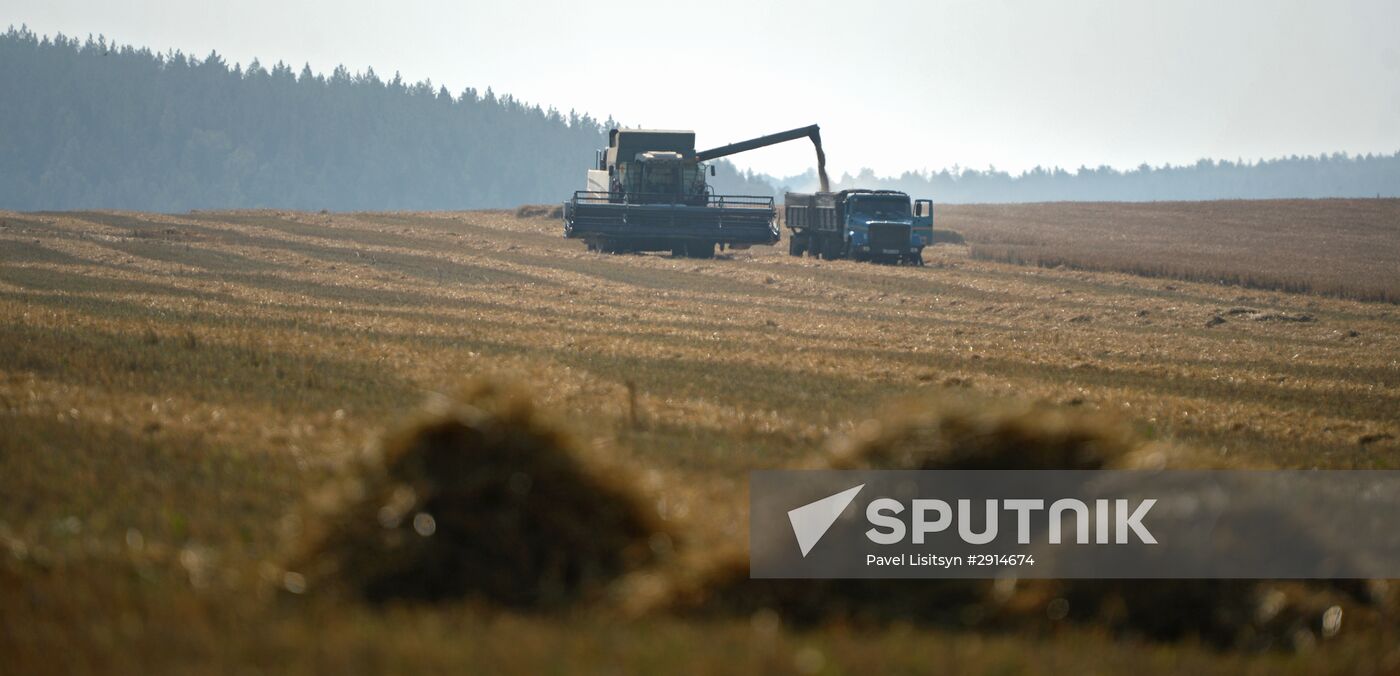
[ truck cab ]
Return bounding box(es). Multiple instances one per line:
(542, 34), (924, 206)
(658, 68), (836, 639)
(842, 191), (934, 262)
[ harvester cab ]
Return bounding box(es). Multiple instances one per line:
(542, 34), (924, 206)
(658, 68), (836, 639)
(625, 150), (709, 205)
(563, 124), (828, 257)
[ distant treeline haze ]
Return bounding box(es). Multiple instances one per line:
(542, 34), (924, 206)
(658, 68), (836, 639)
(800, 154), (1400, 202)
(2, 27), (1396, 211)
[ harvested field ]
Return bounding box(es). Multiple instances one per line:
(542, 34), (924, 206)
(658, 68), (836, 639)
(1, 205), (1398, 673)
(945, 199), (1400, 303)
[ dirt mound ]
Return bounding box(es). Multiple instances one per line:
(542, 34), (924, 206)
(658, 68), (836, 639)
(514, 204), (564, 219)
(662, 396), (1141, 627)
(1222, 307), (1316, 323)
(665, 395), (1391, 650)
(287, 381), (663, 608)
(825, 395), (1140, 471)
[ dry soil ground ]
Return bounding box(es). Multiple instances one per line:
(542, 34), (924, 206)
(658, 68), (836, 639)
(951, 199), (1400, 303)
(1, 204), (1397, 673)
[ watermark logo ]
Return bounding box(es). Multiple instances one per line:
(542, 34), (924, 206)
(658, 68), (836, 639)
(750, 470), (1400, 579)
(787, 484), (863, 557)
(864, 497), (1157, 546)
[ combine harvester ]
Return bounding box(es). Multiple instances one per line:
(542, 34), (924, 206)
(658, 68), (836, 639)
(563, 125), (828, 258)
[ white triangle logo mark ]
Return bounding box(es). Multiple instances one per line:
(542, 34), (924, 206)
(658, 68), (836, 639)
(787, 484), (865, 557)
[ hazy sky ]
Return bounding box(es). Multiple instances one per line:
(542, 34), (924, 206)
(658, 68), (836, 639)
(7, 0), (1399, 177)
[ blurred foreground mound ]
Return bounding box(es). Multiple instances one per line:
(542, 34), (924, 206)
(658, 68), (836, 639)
(667, 394), (1396, 650)
(824, 395), (1143, 471)
(663, 395), (1140, 625)
(288, 381), (662, 608)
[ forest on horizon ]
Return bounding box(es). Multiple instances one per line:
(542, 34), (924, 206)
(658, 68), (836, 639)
(2, 26), (1397, 211)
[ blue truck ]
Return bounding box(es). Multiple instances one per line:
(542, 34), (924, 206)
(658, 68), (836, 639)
(784, 190), (933, 265)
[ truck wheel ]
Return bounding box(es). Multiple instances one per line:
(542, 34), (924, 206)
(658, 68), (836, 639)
(788, 234), (806, 257)
(822, 236), (846, 260)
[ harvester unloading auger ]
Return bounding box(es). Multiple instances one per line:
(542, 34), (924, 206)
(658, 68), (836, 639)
(562, 124), (828, 258)
(696, 125), (830, 193)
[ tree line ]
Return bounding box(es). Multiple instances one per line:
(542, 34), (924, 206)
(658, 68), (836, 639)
(790, 152), (1400, 203)
(2, 26), (1394, 211)
(0, 27), (767, 211)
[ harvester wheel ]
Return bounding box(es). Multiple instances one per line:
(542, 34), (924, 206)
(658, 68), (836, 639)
(686, 242), (715, 259)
